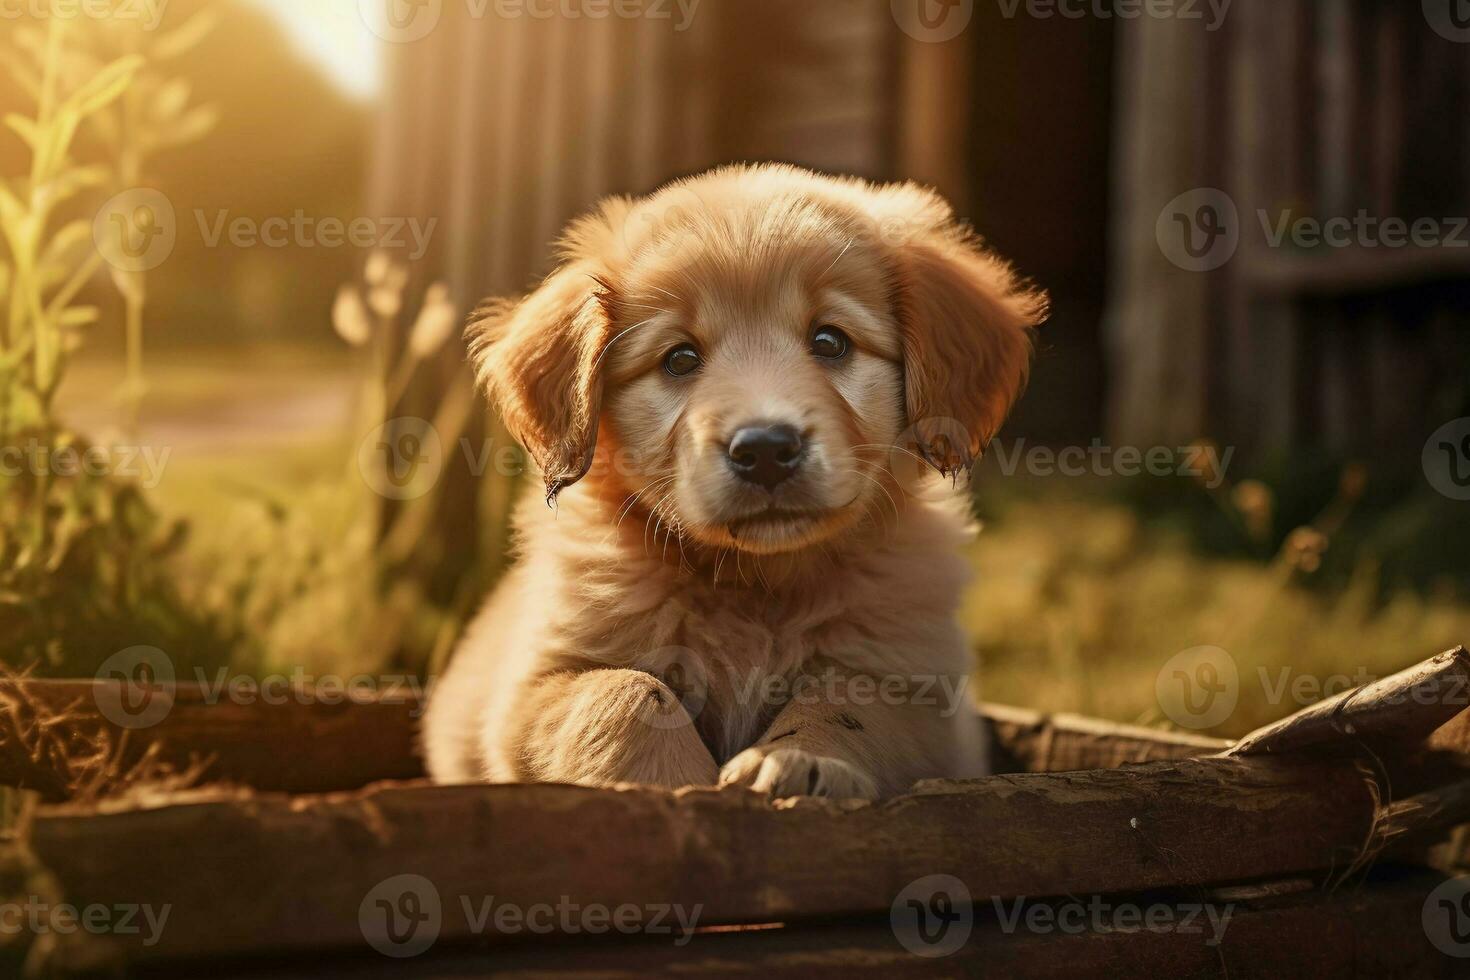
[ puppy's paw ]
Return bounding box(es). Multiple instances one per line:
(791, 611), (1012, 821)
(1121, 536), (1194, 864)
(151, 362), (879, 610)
(718, 747), (879, 800)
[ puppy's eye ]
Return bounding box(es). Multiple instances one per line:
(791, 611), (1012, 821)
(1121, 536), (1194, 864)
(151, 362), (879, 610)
(810, 326), (850, 360)
(663, 345), (702, 377)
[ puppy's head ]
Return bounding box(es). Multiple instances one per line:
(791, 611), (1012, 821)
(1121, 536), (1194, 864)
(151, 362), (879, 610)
(469, 165), (1047, 556)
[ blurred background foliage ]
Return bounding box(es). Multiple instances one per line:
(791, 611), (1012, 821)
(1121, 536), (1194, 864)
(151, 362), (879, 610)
(0, 9), (242, 672)
(0, 0), (1465, 741)
(0, 0), (370, 354)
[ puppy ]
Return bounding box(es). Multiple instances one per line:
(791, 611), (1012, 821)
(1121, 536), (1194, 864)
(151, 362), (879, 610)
(422, 164), (1046, 799)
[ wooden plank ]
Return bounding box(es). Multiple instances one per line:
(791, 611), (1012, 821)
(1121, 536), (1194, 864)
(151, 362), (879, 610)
(6, 645), (1467, 801)
(1228, 647), (1470, 757)
(1103, 15), (1217, 446)
(897, 24), (972, 211)
(1376, 779), (1470, 849)
(27, 755), (1381, 965)
(138, 870), (1458, 979)
(982, 703), (1228, 772)
(1220, 0), (1288, 455)
(1, 680), (1231, 800)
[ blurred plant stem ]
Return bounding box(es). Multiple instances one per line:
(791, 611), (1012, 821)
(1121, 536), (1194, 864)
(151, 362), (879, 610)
(0, 7), (234, 673)
(96, 10), (217, 434)
(325, 256), (504, 670)
(2, 17), (137, 556)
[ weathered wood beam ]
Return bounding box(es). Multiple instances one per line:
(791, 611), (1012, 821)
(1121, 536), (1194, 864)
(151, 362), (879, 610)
(1228, 647), (1470, 757)
(7, 646), (1468, 800)
(29, 755), (1380, 964)
(2, 681), (1228, 799)
(159, 870), (1458, 980)
(1376, 780), (1470, 848)
(983, 703), (1228, 772)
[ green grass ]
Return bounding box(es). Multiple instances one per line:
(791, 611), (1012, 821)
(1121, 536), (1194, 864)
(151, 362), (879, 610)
(964, 477), (1470, 739)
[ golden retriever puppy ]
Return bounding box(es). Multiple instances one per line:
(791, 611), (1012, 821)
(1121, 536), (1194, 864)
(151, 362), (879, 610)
(422, 164), (1046, 799)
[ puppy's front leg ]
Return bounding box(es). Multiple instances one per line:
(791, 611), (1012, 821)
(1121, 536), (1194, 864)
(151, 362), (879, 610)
(507, 668), (718, 788)
(719, 659), (962, 800)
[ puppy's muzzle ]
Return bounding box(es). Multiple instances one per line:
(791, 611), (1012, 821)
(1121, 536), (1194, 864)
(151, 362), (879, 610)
(727, 423), (804, 491)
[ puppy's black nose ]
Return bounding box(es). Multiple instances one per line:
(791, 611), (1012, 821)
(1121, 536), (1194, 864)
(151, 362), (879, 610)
(727, 424), (803, 490)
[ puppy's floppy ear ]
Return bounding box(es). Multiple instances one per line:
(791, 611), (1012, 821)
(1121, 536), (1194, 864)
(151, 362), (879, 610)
(891, 232), (1048, 475)
(467, 264), (617, 502)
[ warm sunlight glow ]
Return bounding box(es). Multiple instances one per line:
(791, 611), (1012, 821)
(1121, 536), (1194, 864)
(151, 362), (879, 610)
(244, 0), (382, 100)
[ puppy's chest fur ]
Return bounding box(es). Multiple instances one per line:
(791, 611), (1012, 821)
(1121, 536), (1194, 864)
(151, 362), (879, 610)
(532, 505), (973, 763)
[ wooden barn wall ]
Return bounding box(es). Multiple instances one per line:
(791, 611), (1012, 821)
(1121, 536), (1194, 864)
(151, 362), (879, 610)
(1107, 0), (1470, 466)
(960, 7), (1117, 445)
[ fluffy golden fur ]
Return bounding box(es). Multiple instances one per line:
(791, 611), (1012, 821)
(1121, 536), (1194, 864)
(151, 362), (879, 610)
(423, 164), (1046, 798)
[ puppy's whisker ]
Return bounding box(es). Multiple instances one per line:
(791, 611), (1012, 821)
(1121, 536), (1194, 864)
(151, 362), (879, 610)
(850, 443), (933, 471)
(673, 517), (691, 570)
(842, 468), (897, 537)
(655, 497), (678, 563)
(616, 476), (675, 533)
(818, 237), (854, 281)
(848, 460), (899, 504)
(642, 496), (665, 557)
(855, 483), (893, 538)
(645, 487), (686, 564)
(593, 315), (663, 371)
(617, 475), (672, 520)
(642, 283), (681, 303)
(852, 455), (906, 490)
(752, 553), (773, 596)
